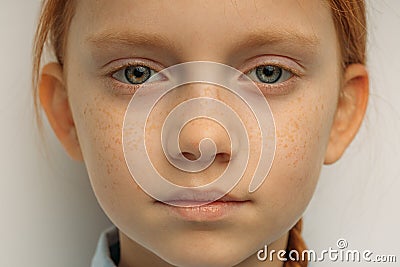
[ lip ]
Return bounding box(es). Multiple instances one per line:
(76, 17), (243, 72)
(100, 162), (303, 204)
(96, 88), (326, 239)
(157, 189), (244, 205)
(156, 200), (250, 221)
(153, 190), (250, 221)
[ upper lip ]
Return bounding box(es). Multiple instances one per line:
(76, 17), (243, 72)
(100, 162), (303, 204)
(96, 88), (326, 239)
(157, 189), (247, 203)
(216, 194), (245, 202)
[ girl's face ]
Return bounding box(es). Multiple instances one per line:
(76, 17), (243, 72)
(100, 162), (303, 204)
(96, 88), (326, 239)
(42, 0), (367, 266)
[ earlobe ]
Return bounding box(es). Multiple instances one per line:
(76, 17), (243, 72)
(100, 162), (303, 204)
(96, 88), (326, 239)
(39, 63), (83, 161)
(324, 64), (369, 164)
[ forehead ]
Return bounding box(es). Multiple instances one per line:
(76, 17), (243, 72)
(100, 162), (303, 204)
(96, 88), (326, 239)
(80, 0), (328, 22)
(69, 0), (336, 62)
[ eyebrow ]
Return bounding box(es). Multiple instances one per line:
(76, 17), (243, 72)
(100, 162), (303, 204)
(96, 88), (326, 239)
(86, 28), (319, 53)
(232, 29), (320, 51)
(86, 31), (179, 51)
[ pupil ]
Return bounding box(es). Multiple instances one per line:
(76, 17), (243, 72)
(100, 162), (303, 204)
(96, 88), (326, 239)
(133, 67), (145, 78)
(263, 66), (275, 77)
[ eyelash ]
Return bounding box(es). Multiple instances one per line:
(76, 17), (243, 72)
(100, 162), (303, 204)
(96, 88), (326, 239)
(106, 59), (301, 95)
(241, 57), (303, 95)
(104, 59), (164, 95)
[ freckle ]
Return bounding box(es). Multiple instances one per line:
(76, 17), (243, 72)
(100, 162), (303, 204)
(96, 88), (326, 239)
(294, 121), (299, 130)
(106, 163), (111, 175)
(292, 159), (299, 168)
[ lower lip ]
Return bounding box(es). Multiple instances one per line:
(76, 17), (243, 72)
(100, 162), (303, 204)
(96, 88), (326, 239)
(156, 201), (249, 221)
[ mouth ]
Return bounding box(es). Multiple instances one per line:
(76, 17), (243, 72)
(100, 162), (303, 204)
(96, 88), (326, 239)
(154, 190), (250, 221)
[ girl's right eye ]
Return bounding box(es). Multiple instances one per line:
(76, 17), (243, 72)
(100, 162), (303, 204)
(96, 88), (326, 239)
(112, 65), (158, 85)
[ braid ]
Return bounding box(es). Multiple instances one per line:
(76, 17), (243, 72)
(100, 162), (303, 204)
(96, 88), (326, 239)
(283, 218), (308, 267)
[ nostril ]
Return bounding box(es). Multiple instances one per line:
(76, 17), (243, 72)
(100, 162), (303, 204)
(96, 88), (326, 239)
(182, 152), (199, 161)
(216, 152), (231, 163)
(181, 152), (230, 162)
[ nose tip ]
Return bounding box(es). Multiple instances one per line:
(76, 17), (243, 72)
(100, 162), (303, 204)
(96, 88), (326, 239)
(178, 118), (231, 164)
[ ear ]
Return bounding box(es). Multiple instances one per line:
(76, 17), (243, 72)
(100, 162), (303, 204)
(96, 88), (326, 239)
(324, 64), (369, 164)
(39, 63), (83, 161)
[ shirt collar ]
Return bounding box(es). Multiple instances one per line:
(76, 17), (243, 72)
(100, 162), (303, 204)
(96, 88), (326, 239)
(91, 226), (119, 267)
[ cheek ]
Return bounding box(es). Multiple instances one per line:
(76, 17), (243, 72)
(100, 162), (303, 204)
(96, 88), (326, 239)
(255, 82), (339, 227)
(67, 76), (151, 223)
(276, 94), (330, 171)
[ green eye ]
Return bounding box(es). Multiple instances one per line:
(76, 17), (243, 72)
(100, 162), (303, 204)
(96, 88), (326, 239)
(113, 65), (156, 85)
(247, 65), (293, 84)
(256, 66), (282, 83)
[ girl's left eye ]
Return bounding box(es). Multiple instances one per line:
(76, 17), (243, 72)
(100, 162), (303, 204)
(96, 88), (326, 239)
(112, 65), (158, 85)
(246, 65), (293, 84)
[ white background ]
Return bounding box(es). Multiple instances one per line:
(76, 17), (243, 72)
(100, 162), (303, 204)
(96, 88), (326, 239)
(0, 1), (399, 266)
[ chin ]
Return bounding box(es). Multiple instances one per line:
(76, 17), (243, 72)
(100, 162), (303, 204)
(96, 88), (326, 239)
(161, 254), (246, 267)
(153, 238), (253, 267)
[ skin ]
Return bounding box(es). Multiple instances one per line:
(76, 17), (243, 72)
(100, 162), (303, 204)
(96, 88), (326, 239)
(38, 0), (369, 266)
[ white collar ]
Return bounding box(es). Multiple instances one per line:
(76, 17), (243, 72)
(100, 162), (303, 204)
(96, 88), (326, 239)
(91, 226), (119, 267)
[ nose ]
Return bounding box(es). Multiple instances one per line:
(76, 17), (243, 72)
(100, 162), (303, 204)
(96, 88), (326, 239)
(178, 117), (231, 163)
(162, 84), (237, 168)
